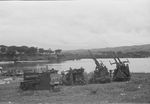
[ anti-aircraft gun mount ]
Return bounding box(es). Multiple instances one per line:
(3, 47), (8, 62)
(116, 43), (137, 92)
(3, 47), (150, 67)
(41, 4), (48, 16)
(109, 53), (131, 82)
(88, 50), (111, 83)
(61, 67), (86, 85)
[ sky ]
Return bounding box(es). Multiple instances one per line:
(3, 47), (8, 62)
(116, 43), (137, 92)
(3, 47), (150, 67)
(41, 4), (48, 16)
(0, 0), (150, 50)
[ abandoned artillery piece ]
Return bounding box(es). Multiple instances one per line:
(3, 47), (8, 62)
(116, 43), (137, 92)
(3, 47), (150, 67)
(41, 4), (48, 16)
(61, 67), (86, 85)
(88, 50), (111, 83)
(20, 68), (62, 91)
(109, 54), (131, 82)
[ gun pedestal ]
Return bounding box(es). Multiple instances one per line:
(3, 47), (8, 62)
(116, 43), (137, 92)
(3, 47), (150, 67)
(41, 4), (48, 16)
(88, 50), (111, 83)
(109, 55), (131, 82)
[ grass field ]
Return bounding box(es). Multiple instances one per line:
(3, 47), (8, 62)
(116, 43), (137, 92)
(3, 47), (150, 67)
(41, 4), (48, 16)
(0, 73), (150, 104)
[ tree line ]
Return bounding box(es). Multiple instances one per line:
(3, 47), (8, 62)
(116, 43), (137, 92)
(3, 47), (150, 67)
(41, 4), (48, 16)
(0, 45), (62, 61)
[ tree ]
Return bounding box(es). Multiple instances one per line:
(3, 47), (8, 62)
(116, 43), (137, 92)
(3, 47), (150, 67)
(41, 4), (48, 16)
(48, 48), (54, 54)
(39, 48), (44, 54)
(0, 46), (7, 53)
(26, 47), (37, 55)
(6, 47), (17, 61)
(55, 49), (62, 55)
(17, 46), (28, 54)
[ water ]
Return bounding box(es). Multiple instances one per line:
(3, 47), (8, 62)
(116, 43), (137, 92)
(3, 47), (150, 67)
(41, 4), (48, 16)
(1, 58), (150, 73)
(44, 58), (150, 73)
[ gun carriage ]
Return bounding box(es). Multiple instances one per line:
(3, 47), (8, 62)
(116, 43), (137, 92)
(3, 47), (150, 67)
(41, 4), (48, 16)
(88, 50), (111, 83)
(109, 53), (131, 81)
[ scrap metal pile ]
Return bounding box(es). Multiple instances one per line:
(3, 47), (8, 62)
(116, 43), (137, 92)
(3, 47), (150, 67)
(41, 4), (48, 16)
(20, 67), (86, 91)
(20, 68), (61, 91)
(61, 67), (86, 85)
(20, 70), (41, 90)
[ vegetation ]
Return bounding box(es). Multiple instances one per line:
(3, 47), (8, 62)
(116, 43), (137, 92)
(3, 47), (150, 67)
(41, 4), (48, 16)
(62, 44), (150, 60)
(1, 44), (150, 61)
(0, 45), (62, 61)
(0, 73), (150, 104)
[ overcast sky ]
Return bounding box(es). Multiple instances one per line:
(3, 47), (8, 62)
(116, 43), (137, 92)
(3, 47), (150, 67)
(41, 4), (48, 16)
(0, 0), (150, 50)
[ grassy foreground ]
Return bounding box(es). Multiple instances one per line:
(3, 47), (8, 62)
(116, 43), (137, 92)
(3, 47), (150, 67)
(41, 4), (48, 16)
(0, 73), (150, 104)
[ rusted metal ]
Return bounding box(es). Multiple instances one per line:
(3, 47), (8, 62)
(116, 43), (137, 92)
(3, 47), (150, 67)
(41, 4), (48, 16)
(20, 68), (62, 91)
(88, 50), (111, 83)
(62, 67), (86, 85)
(110, 53), (131, 82)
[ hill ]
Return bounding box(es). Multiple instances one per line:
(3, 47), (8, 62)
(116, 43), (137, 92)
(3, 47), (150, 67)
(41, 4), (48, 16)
(1, 44), (150, 61)
(62, 44), (150, 59)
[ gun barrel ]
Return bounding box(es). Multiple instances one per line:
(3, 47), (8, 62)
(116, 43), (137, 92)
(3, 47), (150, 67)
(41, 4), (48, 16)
(113, 58), (119, 64)
(88, 50), (101, 67)
(112, 52), (122, 64)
